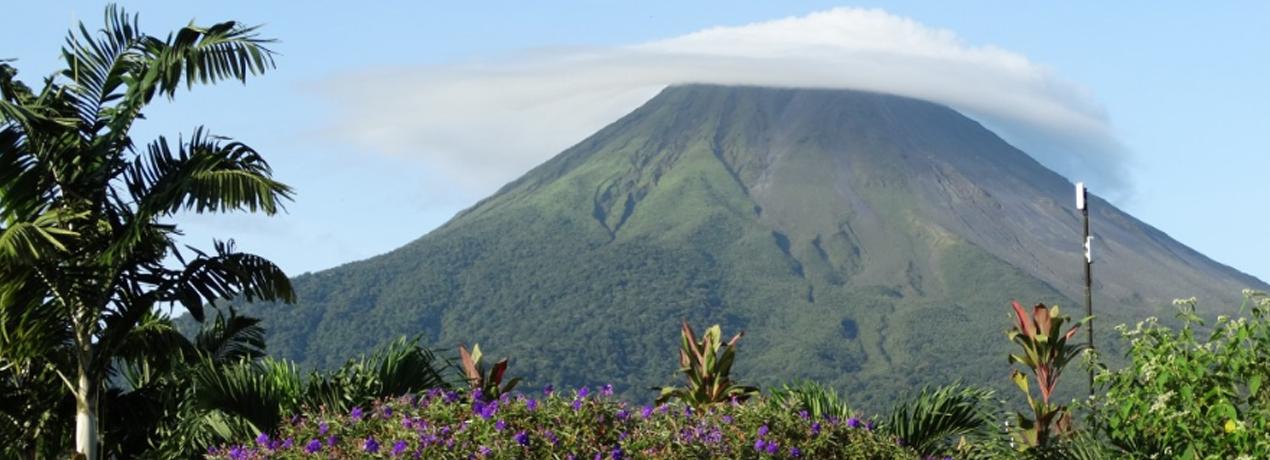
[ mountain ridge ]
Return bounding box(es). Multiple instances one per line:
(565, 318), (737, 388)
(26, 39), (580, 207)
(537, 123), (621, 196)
(244, 84), (1266, 409)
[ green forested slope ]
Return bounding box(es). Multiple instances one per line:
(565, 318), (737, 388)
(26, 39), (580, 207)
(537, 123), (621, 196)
(239, 85), (1265, 410)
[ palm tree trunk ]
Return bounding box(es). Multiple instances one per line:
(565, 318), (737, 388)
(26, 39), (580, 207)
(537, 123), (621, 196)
(74, 369), (97, 460)
(74, 341), (98, 460)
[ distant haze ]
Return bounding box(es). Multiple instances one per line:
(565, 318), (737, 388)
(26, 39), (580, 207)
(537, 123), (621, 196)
(324, 8), (1128, 199)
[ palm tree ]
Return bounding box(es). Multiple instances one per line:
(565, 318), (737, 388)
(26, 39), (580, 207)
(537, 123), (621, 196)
(0, 5), (292, 458)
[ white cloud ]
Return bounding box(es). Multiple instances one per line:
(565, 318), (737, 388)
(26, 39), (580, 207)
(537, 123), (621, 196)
(324, 7), (1128, 196)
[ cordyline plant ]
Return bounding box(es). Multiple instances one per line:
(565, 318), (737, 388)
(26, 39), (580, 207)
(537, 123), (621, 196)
(1007, 301), (1088, 449)
(458, 343), (520, 401)
(655, 322), (759, 408)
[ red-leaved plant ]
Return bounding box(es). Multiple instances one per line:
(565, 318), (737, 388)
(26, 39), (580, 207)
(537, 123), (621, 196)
(1007, 301), (1088, 448)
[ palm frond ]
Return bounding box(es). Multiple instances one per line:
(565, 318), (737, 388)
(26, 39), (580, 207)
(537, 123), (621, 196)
(195, 308), (266, 364)
(107, 308), (192, 375)
(59, 4), (146, 136)
(142, 18), (275, 100)
(884, 383), (996, 456)
(0, 277), (72, 370)
(0, 208), (82, 262)
(767, 380), (853, 420)
(125, 128), (291, 217)
(159, 240), (294, 321)
(188, 356), (303, 436)
(303, 337), (454, 412)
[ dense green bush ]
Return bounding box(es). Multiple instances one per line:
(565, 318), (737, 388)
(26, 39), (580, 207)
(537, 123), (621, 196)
(1089, 292), (1270, 458)
(209, 388), (916, 459)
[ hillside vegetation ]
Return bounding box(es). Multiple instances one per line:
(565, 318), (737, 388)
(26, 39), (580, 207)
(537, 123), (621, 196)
(240, 85), (1264, 409)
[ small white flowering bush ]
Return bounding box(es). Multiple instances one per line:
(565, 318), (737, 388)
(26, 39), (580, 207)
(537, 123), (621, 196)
(1090, 292), (1270, 458)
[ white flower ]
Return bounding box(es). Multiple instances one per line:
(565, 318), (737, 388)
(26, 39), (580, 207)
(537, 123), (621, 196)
(1148, 391), (1173, 413)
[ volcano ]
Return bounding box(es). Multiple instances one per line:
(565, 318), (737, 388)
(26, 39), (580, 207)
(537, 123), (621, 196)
(244, 85), (1265, 408)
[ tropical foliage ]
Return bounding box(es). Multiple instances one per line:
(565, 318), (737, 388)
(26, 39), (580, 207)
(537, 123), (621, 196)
(883, 383), (996, 457)
(1006, 302), (1087, 449)
(655, 322), (760, 408)
(767, 381), (853, 421)
(0, 5), (291, 458)
(459, 343), (522, 401)
(1089, 292), (1270, 458)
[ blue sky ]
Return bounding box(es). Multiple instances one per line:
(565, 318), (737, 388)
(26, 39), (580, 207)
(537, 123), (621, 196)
(6, 1), (1269, 285)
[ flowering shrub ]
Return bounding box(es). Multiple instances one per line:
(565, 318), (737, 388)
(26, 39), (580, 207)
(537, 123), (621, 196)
(208, 385), (916, 459)
(1090, 293), (1270, 458)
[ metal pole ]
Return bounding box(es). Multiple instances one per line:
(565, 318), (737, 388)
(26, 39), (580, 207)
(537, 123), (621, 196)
(1077, 183), (1094, 397)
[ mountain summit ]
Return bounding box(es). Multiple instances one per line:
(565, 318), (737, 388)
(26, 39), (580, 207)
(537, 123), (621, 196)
(248, 85), (1265, 407)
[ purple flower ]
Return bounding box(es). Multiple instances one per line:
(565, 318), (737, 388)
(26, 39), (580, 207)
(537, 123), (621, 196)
(601, 384), (614, 396)
(392, 440), (407, 456)
(577, 386), (590, 398)
(543, 384), (554, 396)
(765, 441), (779, 454)
(811, 422), (822, 436)
(475, 400), (498, 420)
(318, 422), (329, 435)
(305, 439), (321, 454)
(472, 388), (484, 401)
(721, 415), (734, 424)
(754, 439), (767, 452)
(363, 437), (380, 453)
(326, 435), (338, 447)
(350, 406), (364, 421)
(526, 398), (539, 411)
(616, 409), (630, 420)
(402, 417), (413, 429)
(282, 437), (294, 449)
(610, 446), (624, 460)
(790, 447), (802, 457)
(478, 445), (492, 457)
(798, 410), (809, 419)
(847, 417), (862, 429)
(707, 429), (723, 444)
(383, 406), (393, 417)
(641, 405), (653, 419)
(571, 399), (583, 411)
(228, 446), (247, 460)
(514, 431), (529, 446)
(757, 424), (769, 437)
(546, 430), (559, 446)
(866, 420), (876, 431)
(495, 419), (507, 431)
